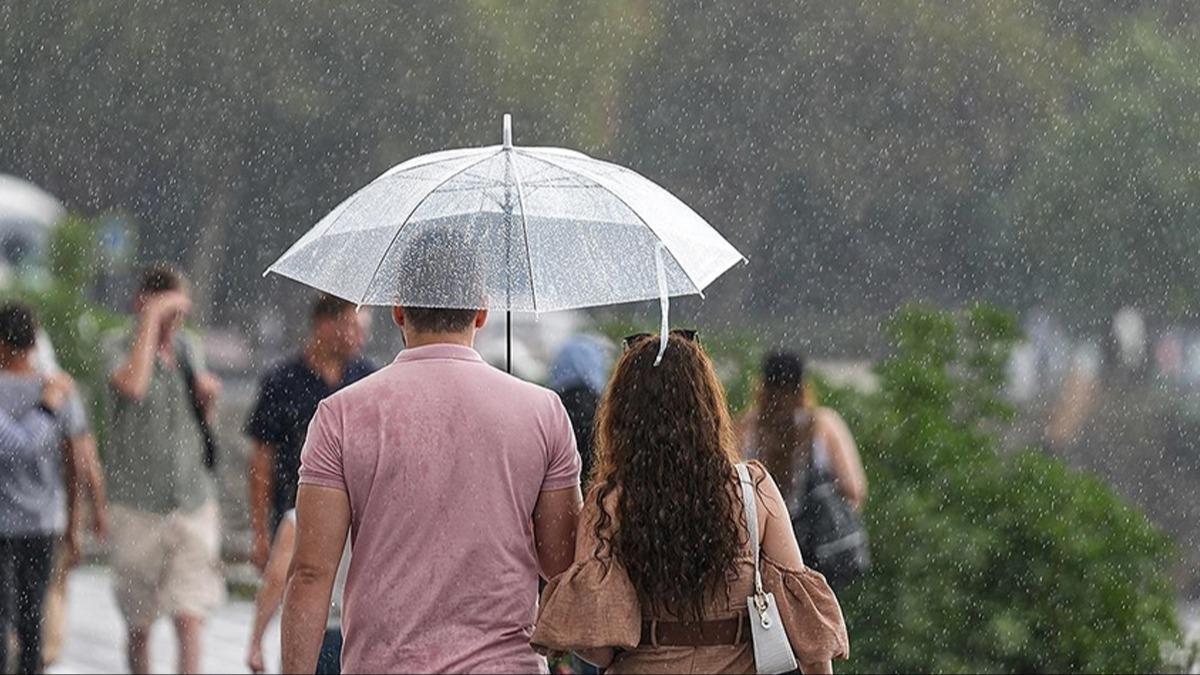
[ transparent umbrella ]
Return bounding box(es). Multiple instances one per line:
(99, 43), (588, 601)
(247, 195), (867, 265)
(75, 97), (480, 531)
(266, 115), (745, 368)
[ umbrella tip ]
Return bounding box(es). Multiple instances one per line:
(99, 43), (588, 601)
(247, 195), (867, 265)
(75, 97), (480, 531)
(502, 113), (512, 150)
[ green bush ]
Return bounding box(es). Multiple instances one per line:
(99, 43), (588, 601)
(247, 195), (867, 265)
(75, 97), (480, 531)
(825, 304), (1180, 673)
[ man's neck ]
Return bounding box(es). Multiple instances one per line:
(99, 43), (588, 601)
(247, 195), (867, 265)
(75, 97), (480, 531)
(403, 332), (475, 349)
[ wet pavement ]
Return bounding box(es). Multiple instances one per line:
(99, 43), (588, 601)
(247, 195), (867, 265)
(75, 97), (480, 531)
(48, 566), (278, 674)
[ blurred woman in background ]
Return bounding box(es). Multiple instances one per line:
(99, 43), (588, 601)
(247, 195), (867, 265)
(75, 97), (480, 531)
(741, 351), (868, 590)
(743, 352), (866, 512)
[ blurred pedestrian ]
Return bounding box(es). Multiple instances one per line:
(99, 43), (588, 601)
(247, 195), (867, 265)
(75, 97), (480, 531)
(532, 332), (848, 674)
(29, 331), (109, 671)
(281, 229), (582, 673)
(740, 351), (869, 590)
(102, 266), (224, 675)
(0, 302), (99, 675)
(246, 508), (348, 675)
(548, 335), (613, 487)
(245, 293), (374, 572)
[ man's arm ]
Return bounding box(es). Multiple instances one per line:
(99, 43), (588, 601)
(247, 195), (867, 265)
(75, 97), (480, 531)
(110, 291), (188, 401)
(61, 435), (82, 564)
(535, 393), (583, 580)
(247, 516), (296, 674)
(109, 314), (160, 401)
(533, 485), (582, 580)
(248, 441), (276, 571)
(68, 433), (108, 538)
(281, 484), (350, 674)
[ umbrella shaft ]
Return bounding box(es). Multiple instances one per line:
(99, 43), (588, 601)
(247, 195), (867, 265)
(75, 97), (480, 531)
(506, 310), (512, 374)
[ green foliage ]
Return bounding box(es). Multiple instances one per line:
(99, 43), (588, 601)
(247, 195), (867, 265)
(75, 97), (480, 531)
(4, 216), (121, 390)
(1009, 18), (1200, 327)
(826, 304), (1179, 673)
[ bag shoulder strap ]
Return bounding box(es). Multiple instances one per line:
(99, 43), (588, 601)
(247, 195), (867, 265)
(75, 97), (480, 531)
(735, 462), (765, 596)
(174, 337), (218, 471)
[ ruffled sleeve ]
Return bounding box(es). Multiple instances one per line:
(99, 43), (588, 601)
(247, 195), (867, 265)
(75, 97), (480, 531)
(531, 558), (642, 654)
(762, 556), (850, 662)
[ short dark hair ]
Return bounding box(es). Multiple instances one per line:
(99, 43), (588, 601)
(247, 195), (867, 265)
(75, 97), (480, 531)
(138, 264), (185, 296)
(396, 228), (484, 334)
(311, 293), (354, 324)
(0, 302), (38, 351)
(403, 307), (478, 333)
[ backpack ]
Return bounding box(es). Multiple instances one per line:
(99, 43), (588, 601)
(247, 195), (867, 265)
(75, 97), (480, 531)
(791, 445), (870, 591)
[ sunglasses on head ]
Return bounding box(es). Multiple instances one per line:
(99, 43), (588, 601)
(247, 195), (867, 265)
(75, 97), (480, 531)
(621, 328), (700, 352)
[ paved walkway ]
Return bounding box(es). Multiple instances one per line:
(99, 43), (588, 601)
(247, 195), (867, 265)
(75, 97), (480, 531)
(48, 566), (278, 674)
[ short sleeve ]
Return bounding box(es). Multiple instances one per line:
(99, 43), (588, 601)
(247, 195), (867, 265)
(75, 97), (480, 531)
(762, 556), (850, 663)
(531, 558), (642, 654)
(542, 392), (581, 492)
(60, 390), (90, 437)
(245, 371), (286, 445)
(298, 399), (346, 491)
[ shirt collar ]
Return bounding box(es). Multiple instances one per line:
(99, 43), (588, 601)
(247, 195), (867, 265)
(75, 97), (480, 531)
(393, 343), (483, 364)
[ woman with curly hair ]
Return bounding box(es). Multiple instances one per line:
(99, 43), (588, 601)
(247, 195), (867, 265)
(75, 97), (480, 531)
(532, 332), (849, 674)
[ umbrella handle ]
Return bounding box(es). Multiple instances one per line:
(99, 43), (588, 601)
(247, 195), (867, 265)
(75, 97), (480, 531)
(503, 113), (513, 373)
(653, 243), (670, 367)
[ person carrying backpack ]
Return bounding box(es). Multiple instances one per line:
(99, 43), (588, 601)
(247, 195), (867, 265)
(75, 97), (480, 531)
(740, 351), (869, 591)
(103, 266), (224, 675)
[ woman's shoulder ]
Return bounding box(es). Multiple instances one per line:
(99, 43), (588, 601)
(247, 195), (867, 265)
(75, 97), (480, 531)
(735, 460), (787, 520)
(812, 405), (850, 430)
(740, 459), (775, 486)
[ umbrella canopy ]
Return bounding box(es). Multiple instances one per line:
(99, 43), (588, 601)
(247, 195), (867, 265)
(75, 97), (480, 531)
(267, 116), (744, 314)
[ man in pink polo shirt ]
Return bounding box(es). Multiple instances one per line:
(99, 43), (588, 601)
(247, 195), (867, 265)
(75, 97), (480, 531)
(281, 234), (583, 674)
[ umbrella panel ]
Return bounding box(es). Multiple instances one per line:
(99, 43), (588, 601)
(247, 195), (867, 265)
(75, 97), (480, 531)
(271, 212), (696, 312)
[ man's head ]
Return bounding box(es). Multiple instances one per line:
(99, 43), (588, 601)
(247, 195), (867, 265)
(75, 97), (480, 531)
(133, 264), (190, 335)
(391, 228), (488, 345)
(0, 302), (38, 365)
(311, 293), (367, 360)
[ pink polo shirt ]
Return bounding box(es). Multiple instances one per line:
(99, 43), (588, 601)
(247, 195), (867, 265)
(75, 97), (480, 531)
(299, 343), (581, 674)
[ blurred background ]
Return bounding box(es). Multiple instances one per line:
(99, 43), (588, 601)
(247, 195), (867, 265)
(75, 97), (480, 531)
(4, 1), (1200, 672)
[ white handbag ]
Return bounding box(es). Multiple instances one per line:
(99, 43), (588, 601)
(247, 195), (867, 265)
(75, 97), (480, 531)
(736, 463), (799, 675)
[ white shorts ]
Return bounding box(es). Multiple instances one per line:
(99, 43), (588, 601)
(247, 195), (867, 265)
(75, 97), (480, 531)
(109, 501), (225, 627)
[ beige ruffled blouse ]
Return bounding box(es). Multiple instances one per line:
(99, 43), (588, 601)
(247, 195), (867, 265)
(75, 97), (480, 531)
(532, 466), (850, 674)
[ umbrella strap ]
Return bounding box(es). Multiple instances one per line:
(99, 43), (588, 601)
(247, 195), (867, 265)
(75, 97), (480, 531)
(654, 243), (669, 367)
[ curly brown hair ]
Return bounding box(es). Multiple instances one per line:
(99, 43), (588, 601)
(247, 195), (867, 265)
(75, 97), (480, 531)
(591, 333), (743, 621)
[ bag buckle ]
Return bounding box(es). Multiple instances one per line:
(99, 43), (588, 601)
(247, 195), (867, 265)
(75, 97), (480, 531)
(753, 592), (772, 628)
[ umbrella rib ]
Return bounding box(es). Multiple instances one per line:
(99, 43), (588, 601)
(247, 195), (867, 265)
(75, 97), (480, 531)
(506, 152), (539, 314)
(356, 150), (503, 306)
(515, 150), (703, 295)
